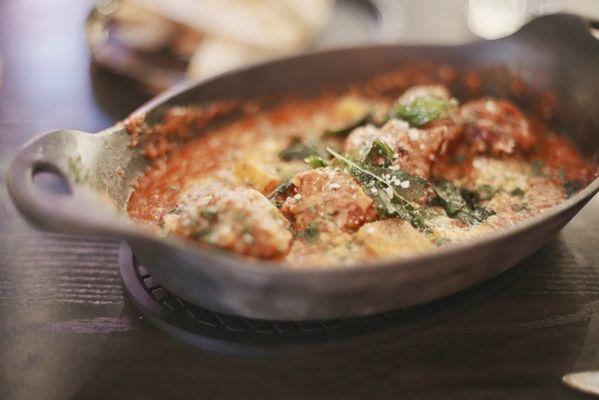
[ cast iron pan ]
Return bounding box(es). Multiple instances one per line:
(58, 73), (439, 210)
(6, 14), (599, 320)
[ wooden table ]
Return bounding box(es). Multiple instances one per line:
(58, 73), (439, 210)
(1, 1), (598, 399)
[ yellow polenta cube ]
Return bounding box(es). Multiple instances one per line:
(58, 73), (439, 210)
(356, 218), (433, 258)
(334, 97), (370, 122)
(234, 157), (280, 194)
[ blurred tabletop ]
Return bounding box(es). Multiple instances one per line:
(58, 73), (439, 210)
(1, 1), (599, 399)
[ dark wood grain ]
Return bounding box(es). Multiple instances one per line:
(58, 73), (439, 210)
(0, 1), (598, 399)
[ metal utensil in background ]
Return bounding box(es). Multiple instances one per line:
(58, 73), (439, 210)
(563, 313), (599, 396)
(467, 0), (599, 39)
(564, 372), (599, 397)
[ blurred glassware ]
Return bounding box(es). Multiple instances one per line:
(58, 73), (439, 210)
(467, 0), (530, 39)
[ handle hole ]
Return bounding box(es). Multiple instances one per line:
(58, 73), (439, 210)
(32, 164), (72, 196)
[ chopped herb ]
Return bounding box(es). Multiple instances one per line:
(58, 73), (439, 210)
(191, 228), (213, 240)
(167, 206), (181, 214)
(298, 223), (320, 243)
(563, 180), (582, 198)
(273, 181), (295, 196)
(279, 137), (319, 161)
(510, 187), (525, 197)
(199, 207), (218, 221)
(434, 237), (451, 246)
(512, 203), (529, 212)
(393, 97), (457, 127)
(432, 181), (495, 225)
(557, 168), (567, 180)
(305, 155), (328, 168)
(269, 181), (295, 208)
(365, 139), (395, 166)
(322, 113), (372, 138)
(531, 160), (546, 177)
(451, 154), (466, 165)
(477, 184), (499, 201)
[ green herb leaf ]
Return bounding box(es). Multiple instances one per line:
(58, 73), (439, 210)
(432, 181), (495, 225)
(327, 147), (431, 231)
(269, 181), (295, 208)
(530, 160), (547, 177)
(393, 97), (457, 127)
(477, 184), (499, 201)
(305, 155), (328, 168)
(510, 187), (525, 197)
(279, 137), (319, 161)
(297, 222), (320, 243)
(434, 237), (451, 246)
(563, 180), (582, 198)
(322, 113), (372, 138)
(191, 228), (213, 241)
(365, 139), (396, 166)
(199, 207), (218, 222)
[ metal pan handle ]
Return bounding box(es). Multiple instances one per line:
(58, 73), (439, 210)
(514, 13), (599, 46)
(6, 129), (137, 237)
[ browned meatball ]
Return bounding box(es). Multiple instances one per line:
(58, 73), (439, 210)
(345, 118), (461, 179)
(345, 85), (462, 179)
(459, 98), (536, 156)
(162, 179), (292, 259)
(281, 167), (377, 233)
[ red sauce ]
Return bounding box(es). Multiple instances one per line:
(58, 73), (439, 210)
(126, 67), (597, 245)
(127, 98), (339, 222)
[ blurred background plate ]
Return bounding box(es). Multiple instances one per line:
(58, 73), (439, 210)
(86, 0), (392, 94)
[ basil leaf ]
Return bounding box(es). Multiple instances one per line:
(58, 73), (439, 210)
(393, 97), (457, 127)
(365, 139), (395, 166)
(432, 181), (495, 225)
(305, 155), (328, 168)
(327, 147), (431, 231)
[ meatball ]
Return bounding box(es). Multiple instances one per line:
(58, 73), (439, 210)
(345, 123), (402, 157)
(459, 98), (536, 156)
(345, 85), (462, 179)
(345, 118), (460, 179)
(281, 167), (377, 233)
(162, 179), (292, 259)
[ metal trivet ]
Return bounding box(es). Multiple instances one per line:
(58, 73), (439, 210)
(119, 242), (518, 355)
